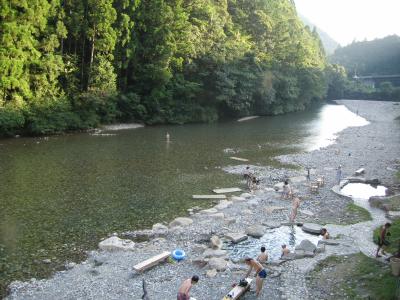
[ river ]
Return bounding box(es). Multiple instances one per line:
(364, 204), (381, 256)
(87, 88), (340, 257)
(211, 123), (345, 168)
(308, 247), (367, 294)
(0, 103), (368, 295)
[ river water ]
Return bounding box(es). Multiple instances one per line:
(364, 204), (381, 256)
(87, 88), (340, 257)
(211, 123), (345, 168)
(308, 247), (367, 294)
(0, 103), (368, 294)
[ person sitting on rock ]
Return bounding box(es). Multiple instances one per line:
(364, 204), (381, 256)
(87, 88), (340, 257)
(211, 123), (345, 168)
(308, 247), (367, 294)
(257, 246), (268, 265)
(177, 275), (199, 300)
(280, 244), (290, 258)
(244, 257), (267, 297)
(320, 228), (330, 240)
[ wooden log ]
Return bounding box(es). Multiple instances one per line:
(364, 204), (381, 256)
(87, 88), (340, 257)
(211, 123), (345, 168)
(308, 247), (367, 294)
(213, 188), (242, 194)
(133, 251), (170, 272)
(229, 157), (249, 162)
(192, 195), (227, 199)
(222, 278), (253, 300)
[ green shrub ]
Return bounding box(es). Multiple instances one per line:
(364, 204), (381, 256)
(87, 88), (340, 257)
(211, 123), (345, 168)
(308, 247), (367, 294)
(0, 105), (25, 136)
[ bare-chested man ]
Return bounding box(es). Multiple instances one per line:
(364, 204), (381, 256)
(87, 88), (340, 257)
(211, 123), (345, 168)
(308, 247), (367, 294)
(281, 244), (290, 258)
(177, 275), (199, 300)
(257, 246), (268, 265)
(290, 196), (301, 222)
(244, 258), (267, 297)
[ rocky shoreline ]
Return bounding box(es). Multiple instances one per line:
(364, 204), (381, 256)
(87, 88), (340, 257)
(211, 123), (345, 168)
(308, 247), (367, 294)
(6, 100), (400, 300)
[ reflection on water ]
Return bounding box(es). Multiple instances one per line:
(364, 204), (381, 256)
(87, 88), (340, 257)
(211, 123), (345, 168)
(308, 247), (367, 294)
(223, 226), (321, 262)
(0, 103), (368, 294)
(304, 105), (369, 151)
(341, 183), (387, 199)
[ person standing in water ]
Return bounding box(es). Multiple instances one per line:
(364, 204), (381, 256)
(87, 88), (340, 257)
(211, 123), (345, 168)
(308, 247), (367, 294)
(166, 132), (170, 142)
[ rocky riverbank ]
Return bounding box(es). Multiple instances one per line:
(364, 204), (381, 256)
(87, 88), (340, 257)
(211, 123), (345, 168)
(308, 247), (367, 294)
(6, 100), (400, 300)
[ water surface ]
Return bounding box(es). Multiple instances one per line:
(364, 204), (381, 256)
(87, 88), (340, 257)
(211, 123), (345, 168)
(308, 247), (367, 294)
(0, 103), (367, 294)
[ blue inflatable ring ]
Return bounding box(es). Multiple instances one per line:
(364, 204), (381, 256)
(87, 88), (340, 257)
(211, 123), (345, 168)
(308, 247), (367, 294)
(172, 249), (186, 261)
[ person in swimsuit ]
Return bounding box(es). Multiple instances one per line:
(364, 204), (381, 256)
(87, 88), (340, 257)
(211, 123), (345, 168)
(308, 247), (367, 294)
(281, 244), (290, 258)
(320, 228), (330, 240)
(290, 196), (301, 222)
(244, 257), (267, 297)
(257, 246), (268, 265)
(177, 275), (199, 300)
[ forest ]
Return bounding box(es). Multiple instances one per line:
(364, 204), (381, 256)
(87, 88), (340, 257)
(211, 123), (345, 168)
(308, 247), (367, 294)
(1, 0), (337, 136)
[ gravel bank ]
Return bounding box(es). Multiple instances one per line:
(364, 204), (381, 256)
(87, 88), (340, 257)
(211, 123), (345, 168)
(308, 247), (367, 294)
(6, 100), (400, 300)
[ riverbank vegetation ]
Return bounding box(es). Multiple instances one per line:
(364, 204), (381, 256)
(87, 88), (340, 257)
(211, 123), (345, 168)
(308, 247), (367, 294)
(328, 35), (400, 102)
(0, 0), (334, 137)
(308, 253), (397, 300)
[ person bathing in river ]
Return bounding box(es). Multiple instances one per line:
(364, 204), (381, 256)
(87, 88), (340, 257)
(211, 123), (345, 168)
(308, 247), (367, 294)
(320, 228), (330, 240)
(244, 258), (267, 297)
(177, 275), (199, 300)
(376, 222), (392, 257)
(281, 244), (290, 258)
(257, 246), (268, 265)
(289, 196), (301, 223)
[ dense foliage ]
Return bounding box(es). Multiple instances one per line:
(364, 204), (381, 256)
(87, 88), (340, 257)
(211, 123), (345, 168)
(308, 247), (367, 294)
(326, 35), (400, 102)
(330, 35), (400, 76)
(0, 0), (330, 136)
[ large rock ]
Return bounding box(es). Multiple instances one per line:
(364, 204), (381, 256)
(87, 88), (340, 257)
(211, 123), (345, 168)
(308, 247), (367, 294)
(210, 236), (222, 249)
(387, 211), (400, 220)
(203, 249), (227, 258)
(295, 239), (317, 253)
(302, 223), (322, 234)
(152, 223), (169, 236)
(225, 232), (248, 243)
(215, 200), (232, 210)
(245, 225), (265, 238)
(208, 257), (228, 271)
(169, 217), (193, 228)
(98, 236), (135, 251)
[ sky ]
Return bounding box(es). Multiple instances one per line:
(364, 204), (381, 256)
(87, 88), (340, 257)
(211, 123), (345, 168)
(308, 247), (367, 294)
(294, 0), (400, 46)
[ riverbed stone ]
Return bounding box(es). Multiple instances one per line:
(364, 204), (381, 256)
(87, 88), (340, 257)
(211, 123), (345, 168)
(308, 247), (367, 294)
(240, 193), (253, 198)
(202, 249), (227, 258)
(210, 236), (222, 249)
(98, 236), (135, 251)
(265, 206), (286, 214)
(387, 211), (400, 220)
(169, 217), (193, 228)
(225, 232), (248, 243)
(263, 221), (281, 228)
(206, 269), (218, 278)
(316, 244), (325, 253)
(299, 209), (314, 217)
(200, 208), (218, 214)
(209, 213), (225, 219)
(295, 239), (317, 253)
(152, 223), (168, 236)
(208, 257), (228, 271)
(245, 225), (265, 238)
(224, 217), (236, 225)
(302, 223), (322, 234)
(215, 200), (232, 210)
(231, 196), (245, 201)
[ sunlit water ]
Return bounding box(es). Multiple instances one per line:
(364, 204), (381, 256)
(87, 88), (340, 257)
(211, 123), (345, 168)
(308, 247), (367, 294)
(223, 225), (321, 262)
(340, 183), (387, 199)
(0, 103), (368, 294)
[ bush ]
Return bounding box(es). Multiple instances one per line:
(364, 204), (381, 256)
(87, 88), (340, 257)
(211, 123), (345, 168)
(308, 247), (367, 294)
(0, 105), (25, 136)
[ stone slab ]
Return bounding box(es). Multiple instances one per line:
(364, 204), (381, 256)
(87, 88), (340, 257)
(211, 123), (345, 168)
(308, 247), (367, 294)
(225, 232), (248, 244)
(302, 223), (322, 234)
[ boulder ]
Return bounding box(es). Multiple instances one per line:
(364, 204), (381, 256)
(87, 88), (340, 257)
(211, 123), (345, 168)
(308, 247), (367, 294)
(152, 223), (169, 236)
(225, 232), (248, 243)
(302, 223), (322, 234)
(98, 236), (135, 251)
(210, 236), (222, 249)
(295, 239), (317, 253)
(209, 213), (225, 219)
(215, 200), (232, 210)
(169, 217), (193, 228)
(281, 253), (295, 260)
(206, 269), (218, 278)
(231, 196), (246, 201)
(245, 225), (265, 238)
(294, 250), (306, 259)
(202, 249), (227, 258)
(318, 239), (340, 246)
(208, 257), (228, 271)
(387, 211), (400, 220)
(316, 244), (325, 253)
(200, 208), (218, 214)
(263, 221), (281, 229)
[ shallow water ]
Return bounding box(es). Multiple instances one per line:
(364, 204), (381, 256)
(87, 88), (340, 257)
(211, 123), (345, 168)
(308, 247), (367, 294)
(340, 183), (387, 199)
(0, 104), (368, 294)
(223, 226), (321, 262)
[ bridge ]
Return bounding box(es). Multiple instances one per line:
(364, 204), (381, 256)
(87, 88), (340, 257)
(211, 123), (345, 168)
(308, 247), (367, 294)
(353, 74), (400, 88)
